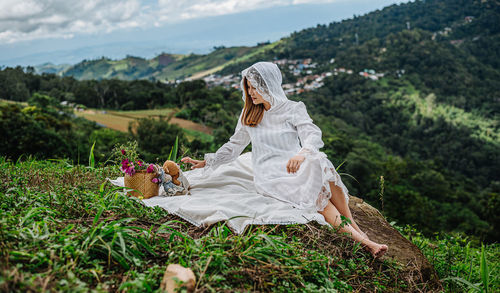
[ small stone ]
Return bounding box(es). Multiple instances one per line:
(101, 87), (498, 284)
(160, 264), (196, 293)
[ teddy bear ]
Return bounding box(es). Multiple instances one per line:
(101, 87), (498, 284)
(163, 160), (181, 185)
(161, 160), (190, 196)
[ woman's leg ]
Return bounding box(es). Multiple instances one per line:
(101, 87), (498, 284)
(328, 181), (366, 237)
(319, 200), (388, 258)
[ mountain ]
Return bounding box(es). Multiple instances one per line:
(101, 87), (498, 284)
(49, 0), (499, 118)
(34, 62), (72, 75)
(39, 43), (278, 82)
(216, 0), (500, 240)
(221, 0), (500, 113)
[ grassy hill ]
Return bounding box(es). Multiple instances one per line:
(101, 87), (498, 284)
(1, 157), (498, 292)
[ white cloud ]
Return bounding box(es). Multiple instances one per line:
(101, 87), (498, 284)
(0, 0), (340, 43)
(0, 0), (146, 43)
(154, 0), (341, 22)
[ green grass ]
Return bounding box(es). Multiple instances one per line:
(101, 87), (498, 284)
(383, 82), (500, 145)
(0, 156), (434, 292)
(396, 224), (499, 293)
(0, 155), (497, 292)
(183, 128), (214, 143)
(5, 156), (497, 292)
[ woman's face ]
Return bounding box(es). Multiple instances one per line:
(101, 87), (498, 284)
(246, 79), (267, 105)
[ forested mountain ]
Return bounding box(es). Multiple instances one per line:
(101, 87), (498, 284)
(36, 44), (277, 82)
(219, 0), (500, 241)
(222, 0), (500, 115)
(1, 0), (499, 242)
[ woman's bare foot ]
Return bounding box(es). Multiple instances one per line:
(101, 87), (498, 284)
(364, 242), (388, 259)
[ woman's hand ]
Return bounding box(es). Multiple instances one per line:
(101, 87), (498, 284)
(287, 154), (305, 174)
(180, 157), (206, 170)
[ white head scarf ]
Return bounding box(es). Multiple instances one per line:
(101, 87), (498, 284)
(240, 62), (289, 113)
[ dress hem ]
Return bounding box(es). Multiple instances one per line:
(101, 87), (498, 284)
(305, 152), (350, 212)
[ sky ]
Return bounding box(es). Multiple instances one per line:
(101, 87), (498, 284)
(0, 0), (409, 66)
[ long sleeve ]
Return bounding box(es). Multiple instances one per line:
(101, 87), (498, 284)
(292, 101), (324, 158)
(203, 110), (251, 174)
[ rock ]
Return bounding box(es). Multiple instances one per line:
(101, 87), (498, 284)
(160, 264), (196, 293)
(349, 196), (442, 289)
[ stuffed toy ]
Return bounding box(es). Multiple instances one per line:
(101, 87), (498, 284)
(161, 173), (177, 191)
(163, 160), (181, 185)
(161, 160), (190, 196)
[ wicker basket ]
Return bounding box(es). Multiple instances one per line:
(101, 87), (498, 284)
(124, 169), (159, 199)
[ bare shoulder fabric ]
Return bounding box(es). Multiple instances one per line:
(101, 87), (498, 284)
(109, 152), (329, 234)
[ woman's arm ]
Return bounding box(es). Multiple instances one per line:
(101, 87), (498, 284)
(286, 101), (324, 174)
(203, 110), (251, 172)
(292, 101), (324, 158)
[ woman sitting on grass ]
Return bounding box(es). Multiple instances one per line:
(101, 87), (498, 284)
(182, 61), (388, 258)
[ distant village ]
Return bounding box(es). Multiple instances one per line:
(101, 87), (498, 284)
(169, 15), (477, 95)
(197, 58), (387, 95)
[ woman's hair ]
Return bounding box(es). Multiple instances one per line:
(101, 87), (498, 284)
(241, 67), (270, 127)
(241, 76), (265, 127)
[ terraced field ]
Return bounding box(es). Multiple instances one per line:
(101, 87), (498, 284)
(75, 108), (214, 142)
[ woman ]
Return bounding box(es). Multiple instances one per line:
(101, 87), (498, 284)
(181, 62), (388, 258)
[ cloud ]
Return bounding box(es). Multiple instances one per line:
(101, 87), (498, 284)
(154, 0), (341, 22)
(0, 0), (146, 43)
(0, 0), (340, 43)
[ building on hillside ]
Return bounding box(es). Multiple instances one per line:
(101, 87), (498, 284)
(464, 16), (474, 23)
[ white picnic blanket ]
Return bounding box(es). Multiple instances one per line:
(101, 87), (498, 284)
(108, 151), (329, 234)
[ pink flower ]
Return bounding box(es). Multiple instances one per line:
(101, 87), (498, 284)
(136, 160), (143, 167)
(125, 164), (135, 176)
(146, 164), (155, 173)
(121, 159), (130, 172)
(121, 149), (126, 155)
(151, 178), (159, 183)
(120, 159), (135, 176)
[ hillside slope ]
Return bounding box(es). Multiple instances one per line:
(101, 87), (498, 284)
(215, 0), (500, 240)
(51, 43), (279, 82)
(0, 158), (448, 292)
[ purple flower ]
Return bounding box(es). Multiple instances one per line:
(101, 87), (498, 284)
(121, 149), (126, 155)
(137, 160), (143, 167)
(120, 159), (135, 176)
(121, 159), (130, 172)
(125, 164), (135, 176)
(151, 178), (159, 183)
(146, 164), (155, 173)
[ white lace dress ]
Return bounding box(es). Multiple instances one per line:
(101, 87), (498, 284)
(203, 100), (350, 212)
